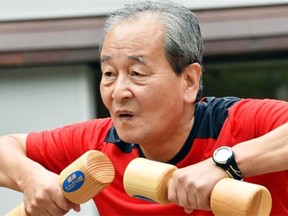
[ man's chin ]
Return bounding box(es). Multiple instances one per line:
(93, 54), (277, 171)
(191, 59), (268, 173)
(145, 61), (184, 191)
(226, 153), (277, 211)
(118, 132), (139, 144)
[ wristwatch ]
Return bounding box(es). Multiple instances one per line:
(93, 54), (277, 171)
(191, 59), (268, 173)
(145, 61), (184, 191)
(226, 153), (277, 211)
(212, 146), (243, 180)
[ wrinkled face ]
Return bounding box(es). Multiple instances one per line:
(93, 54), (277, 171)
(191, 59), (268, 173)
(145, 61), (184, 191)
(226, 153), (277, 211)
(100, 16), (188, 145)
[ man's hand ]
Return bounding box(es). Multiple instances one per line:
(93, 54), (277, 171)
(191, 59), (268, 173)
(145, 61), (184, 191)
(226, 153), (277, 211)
(167, 158), (229, 213)
(22, 169), (80, 215)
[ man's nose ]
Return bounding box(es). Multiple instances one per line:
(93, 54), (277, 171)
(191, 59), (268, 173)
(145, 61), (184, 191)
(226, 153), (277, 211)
(112, 76), (133, 102)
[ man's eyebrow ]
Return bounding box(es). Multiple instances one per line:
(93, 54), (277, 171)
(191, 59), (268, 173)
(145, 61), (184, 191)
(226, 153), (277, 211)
(128, 55), (146, 65)
(100, 55), (111, 63)
(100, 55), (146, 65)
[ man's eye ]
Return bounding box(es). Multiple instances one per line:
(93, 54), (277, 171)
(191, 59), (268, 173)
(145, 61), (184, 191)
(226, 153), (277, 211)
(131, 71), (143, 77)
(103, 71), (114, 77)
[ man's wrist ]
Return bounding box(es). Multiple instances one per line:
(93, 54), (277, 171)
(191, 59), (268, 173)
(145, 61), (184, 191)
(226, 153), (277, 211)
(212, 146), (243, 180)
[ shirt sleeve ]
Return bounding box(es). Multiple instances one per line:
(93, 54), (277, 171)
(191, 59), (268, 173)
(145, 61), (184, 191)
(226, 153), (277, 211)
(26, 118), (112, 173)
(228, 98), (288, 143)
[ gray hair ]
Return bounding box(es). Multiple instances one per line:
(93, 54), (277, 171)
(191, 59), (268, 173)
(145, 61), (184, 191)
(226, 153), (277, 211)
(99, 0), (204, 101)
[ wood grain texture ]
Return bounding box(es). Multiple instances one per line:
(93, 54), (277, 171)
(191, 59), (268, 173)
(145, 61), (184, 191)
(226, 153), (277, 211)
(123, 157), (177, 204)
(211, 178), (272, 216)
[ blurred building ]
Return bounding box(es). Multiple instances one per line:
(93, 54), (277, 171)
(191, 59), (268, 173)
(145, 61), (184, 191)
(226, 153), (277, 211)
(0, 0), (288, 215)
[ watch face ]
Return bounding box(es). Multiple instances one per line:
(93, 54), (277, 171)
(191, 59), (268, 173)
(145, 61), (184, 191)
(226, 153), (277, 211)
(214, 147), (233, 164)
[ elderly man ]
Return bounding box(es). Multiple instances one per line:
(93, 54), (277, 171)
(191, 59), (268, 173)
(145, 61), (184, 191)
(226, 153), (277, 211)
(0, 1), (287, 215)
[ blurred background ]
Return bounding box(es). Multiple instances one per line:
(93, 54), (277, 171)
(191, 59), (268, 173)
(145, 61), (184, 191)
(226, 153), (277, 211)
(0, 0), (288, 215)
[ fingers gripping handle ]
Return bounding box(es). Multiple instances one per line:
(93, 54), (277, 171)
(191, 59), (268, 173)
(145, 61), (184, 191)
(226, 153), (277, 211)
(6, 150), (115, 216)
(123, 158), (272, 216)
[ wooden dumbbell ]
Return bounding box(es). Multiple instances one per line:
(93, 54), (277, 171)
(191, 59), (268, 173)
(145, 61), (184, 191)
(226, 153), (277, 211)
(123, 158), (272, 216)
(6, 150), (115, 215)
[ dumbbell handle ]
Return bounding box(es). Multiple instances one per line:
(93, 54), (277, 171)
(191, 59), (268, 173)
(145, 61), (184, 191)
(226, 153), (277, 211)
(123, 158), (272, 216)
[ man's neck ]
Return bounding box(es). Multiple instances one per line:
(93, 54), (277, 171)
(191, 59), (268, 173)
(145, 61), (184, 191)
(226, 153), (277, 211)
(139, 117), (195, 162)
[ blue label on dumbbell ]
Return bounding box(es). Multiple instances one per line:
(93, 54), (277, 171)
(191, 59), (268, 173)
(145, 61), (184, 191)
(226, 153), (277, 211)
(132, 195), (156, 203)
(62, 171), (85, 193)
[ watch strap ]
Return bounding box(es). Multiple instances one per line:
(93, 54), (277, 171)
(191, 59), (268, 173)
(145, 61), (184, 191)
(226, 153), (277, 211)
(225, 152), (243, 180)
(212, 147), (243, 180)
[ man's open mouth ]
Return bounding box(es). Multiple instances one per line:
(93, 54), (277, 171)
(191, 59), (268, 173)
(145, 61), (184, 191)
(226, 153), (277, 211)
(116, 110), (134, 119)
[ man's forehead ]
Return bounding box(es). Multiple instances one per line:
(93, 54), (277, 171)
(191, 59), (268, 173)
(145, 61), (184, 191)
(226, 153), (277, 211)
(101, 54), (146, 64)
(100, 15), (165, 65)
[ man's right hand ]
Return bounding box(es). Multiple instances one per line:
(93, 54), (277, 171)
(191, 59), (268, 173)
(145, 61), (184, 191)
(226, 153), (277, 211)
(0, 134), (80, 215)
(21, 167), (81, 215)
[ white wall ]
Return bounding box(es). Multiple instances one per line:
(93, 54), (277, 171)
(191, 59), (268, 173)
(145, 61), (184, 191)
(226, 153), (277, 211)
(0, 65), (96, 134)
(0, 64), (99, 215)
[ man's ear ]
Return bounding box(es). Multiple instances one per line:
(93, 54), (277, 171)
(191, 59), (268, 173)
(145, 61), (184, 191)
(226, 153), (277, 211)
(183, 63), (202, 103)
